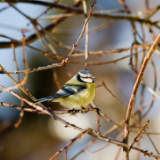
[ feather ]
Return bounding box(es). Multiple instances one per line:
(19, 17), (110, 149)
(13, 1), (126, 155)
(34, 84), (86, 103)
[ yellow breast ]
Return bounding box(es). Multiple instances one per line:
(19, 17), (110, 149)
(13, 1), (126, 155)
(54, 83), (95, 109)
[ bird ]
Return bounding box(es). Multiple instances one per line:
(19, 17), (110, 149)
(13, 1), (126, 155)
(34, 70), (95, 109)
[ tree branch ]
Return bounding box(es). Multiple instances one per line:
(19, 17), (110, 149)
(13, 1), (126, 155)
(123, 32), (160, 160)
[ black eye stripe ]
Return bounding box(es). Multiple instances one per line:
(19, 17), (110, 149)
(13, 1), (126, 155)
(76, 74), (85, 83)
(81, 76), (92, 78)
(76, 74), (94, 83)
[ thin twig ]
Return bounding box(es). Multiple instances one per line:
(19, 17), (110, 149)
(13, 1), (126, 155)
(49, 128), (92, 160)
(11, 43), (25, 128)
(123, 32), (160, 160)
(129, 120), (149, 152)
(82, 0), (89, 69)
(1, 31), (29, 93)
(114, 147), (122, 160)
(64, 0), (97, 65)
(116, 0), (131, 13)
(1, 99), (160, 159)
(64, 150), (67, 160)
(0, 1), (82, 49)
(102, 81), (125, 107)
(144, 128), (160, 155)
(96, 108), (100, 133)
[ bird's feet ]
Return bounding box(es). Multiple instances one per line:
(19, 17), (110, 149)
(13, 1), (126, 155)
(81, 107), (88, 113)
(68, 109), (76, 115)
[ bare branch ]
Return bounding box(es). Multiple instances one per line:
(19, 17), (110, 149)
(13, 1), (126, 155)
(123, 32), (160, 160)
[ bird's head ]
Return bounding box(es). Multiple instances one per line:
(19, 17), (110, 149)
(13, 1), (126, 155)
(77, 70), (95, 83)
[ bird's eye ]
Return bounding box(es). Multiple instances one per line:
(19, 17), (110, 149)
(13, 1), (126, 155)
(82, 76), (94, 79)
(81, 76), (91, 79)
(81, 76), (87, 78)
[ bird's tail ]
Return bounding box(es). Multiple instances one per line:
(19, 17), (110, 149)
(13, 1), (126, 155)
(34, 95), (55, 103)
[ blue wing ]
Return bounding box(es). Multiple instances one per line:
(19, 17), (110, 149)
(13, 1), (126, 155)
(34, 85), (86, 103)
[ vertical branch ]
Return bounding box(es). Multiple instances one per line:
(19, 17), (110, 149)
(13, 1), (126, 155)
(53, 68), (61, 90)
(142, 56), (157, 118)
(123, 32), (160, 160)
(11, 42), (25, 128)
(142, 11), (157, 119)
(82, 0), (89, 69)
(145, 0), (149, 9)
(14, 30), (27, 127)
(64, 150), (68, 160)
(61, 0), (96, 66)
(36, 23), (61, 91)
(130, 23), (138, 118)
(21, 29), (28, 76)
(114, 147), (122, 160)
(96, 108), (100, 133)
(12, 43), (21, 83)
(14, 111), (24, 128)
(1, 33), (29, 93)
(136, 23), (146, 160)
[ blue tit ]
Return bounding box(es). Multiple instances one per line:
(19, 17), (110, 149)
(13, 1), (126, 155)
(34, 70), (95, 109)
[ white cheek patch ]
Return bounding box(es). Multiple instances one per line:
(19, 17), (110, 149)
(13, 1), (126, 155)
(80, 77), (93, 83)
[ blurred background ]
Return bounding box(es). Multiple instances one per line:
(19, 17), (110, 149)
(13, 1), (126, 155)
(0, 0), (160, 159)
